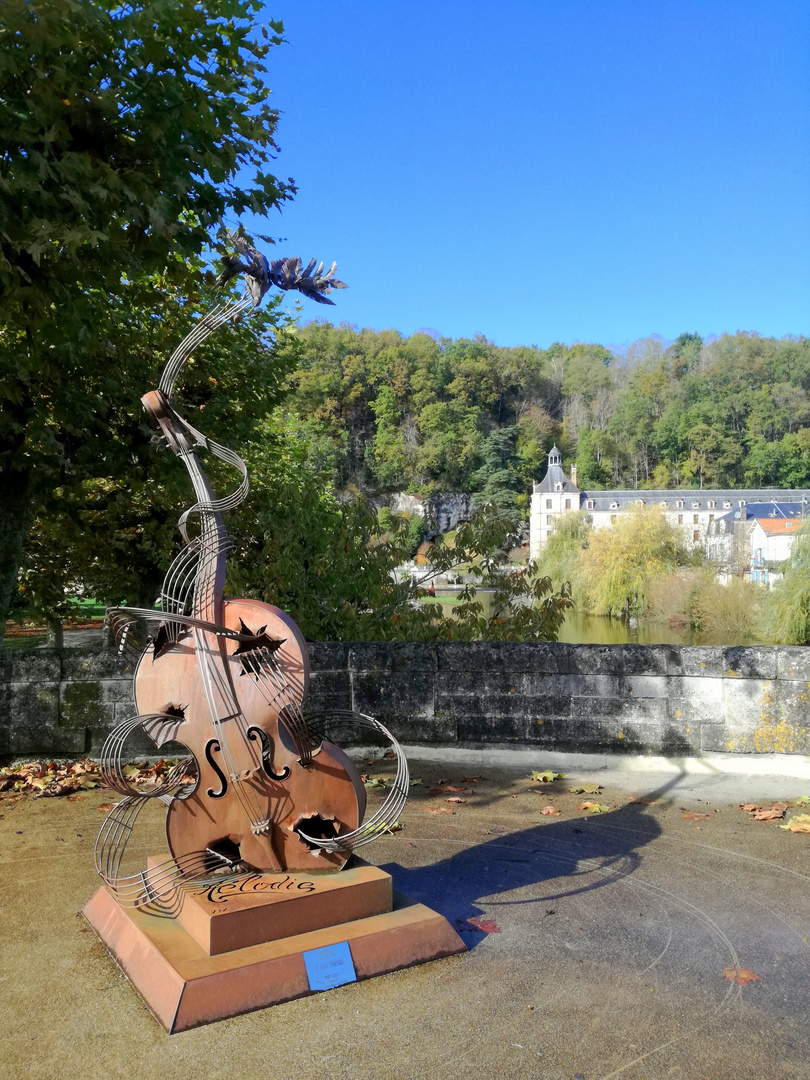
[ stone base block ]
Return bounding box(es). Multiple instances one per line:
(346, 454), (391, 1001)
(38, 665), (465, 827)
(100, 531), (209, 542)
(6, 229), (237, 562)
(82, 866), (466, 1033)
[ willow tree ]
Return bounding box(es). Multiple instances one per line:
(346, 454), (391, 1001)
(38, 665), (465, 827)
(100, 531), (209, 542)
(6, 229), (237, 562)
(0, 0), (291, 642)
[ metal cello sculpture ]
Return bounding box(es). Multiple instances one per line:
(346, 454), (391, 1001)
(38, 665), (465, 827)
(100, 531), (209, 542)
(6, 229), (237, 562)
(95, 235), (409, 908)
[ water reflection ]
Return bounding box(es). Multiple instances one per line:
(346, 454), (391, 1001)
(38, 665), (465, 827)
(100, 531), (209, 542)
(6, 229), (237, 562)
(427, 589), (760, 646)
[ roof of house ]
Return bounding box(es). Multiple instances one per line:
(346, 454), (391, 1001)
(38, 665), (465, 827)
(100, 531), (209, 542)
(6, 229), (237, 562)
(755, 518), (803, 535)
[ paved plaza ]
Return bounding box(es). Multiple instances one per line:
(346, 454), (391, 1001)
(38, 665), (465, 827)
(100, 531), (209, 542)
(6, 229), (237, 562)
(1, 750), (808, 1080)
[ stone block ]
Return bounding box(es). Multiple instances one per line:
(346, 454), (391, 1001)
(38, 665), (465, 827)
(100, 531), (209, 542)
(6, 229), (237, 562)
(618, 697), (669, 724)
(571, 696), (626, 720)
(348, 642), (436, 674)
(351, 671), (434, 719)
(9, 650), (60, 684)
(99, 679), (135, 706)
(667, 697), (722, 727)
(61, 648), (131, 681)
(571, 645), (623, 675)
(622, 675), (670, 700)
(679, 647), (724, 677)
(776, 647), (810, 682)
(722, 646), (777, 681)
(435, 641), (573, 674)
(306, 641), (350, 671)
(622, 644), (681, 676)
(456, 712), (528, 743)
(669, 676), (724, 704)
(304, 670), (352, 713)
(379, 714), (457, 744)
(7, 682), (83, 755)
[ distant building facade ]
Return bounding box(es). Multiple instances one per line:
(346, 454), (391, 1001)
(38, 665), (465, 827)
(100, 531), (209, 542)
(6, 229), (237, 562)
(530, 447), (810, 583)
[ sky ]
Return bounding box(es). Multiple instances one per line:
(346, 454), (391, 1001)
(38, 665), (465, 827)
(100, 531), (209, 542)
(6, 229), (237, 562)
(241, 0), (810, 350)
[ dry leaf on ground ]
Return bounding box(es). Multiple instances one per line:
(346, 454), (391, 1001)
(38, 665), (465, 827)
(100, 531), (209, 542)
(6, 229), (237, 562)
(423, 806), (455, 815)
(462, 775), (487, 783)
(97, 802), (115, 812)
(723, 967), (762, 987)
(445, 796), (466, 804)
(467, 916), (501, 933)
(683, 812), (711, 821)
(569, 784), (602, 794)
(752, 807), (785, 821)
(577, 800), (611, 814)
(540, 806), (561, 816)
(781, 813), (810, 834)
(530, 770), (566, 783)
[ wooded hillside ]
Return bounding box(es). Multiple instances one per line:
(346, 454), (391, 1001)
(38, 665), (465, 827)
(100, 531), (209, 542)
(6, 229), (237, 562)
(283, 324), (810, 506)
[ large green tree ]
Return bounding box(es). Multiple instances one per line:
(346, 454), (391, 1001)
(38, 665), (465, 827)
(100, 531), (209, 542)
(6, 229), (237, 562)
(0, 0), (291, 642)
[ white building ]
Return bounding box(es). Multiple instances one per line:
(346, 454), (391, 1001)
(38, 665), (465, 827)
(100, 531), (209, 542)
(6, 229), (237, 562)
(529, 448), (810, 569)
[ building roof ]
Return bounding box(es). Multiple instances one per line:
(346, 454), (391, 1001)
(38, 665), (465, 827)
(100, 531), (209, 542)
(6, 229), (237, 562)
(755, 518), (803, 535)
(533, 446), (579, 493)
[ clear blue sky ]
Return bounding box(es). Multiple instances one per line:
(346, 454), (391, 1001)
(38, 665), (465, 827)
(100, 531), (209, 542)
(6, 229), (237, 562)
(244, 0), (809, 350)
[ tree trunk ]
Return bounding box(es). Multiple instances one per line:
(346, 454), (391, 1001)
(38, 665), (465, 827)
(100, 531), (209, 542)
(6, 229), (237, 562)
(0, 463), (35, 648)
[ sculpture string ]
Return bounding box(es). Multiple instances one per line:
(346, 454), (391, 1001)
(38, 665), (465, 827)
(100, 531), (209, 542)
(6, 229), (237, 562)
(95, 234), (409, 909)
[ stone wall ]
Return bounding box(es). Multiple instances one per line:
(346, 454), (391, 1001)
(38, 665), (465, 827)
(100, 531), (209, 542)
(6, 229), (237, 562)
(2, 643), (810, 758)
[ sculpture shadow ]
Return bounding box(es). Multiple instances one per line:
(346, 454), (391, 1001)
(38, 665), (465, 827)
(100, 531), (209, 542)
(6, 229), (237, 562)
(380, 775), (682, 948)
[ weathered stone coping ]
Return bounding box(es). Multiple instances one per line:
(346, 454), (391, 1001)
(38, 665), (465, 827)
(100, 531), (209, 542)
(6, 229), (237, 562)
(1, 643), (809, 758)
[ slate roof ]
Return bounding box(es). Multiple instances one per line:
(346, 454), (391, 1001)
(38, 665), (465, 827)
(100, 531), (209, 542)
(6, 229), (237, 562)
(533, 446), (580, 493)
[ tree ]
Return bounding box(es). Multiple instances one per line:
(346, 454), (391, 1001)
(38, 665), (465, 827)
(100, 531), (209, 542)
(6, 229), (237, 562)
(577, 506), (687, 618)
(228, 415), (572, 642)
(763, 523), (810, 644)
(0, 0), (291, 642)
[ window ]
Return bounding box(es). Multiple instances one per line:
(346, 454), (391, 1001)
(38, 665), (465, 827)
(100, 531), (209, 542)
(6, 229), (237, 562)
(676, 500), (684, 508)
(565, 498), (571, 509)
(547, 515), (553, 526)
(709, 514), (714, 521)
(555, 482), (563, 492)
(611, 514), (617, 524)
(693, 514), (699, 524)
(708, 500), (715, 509)
(610, 501), (618, 509)
(692, 502), (700, 509)
(678, 514), (683, 524)
(693, 530), (700, 541)
(739, 500), (746, 507)
(586, 499), (594, 509)
(545, 499), (552, 509)
(723, 501), (732, 509)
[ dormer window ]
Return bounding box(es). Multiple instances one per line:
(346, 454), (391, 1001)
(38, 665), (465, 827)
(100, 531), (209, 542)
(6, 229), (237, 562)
(586, 499), (594, 509)
(554, 482), (563, 492)
(708, 500), (715, 509)
(739, 500), (746, 507)
(723, 501), (731, 509)
(692, 501), (700, 509)
(676, 500), (684, 509)
(610, 501), (618, 509)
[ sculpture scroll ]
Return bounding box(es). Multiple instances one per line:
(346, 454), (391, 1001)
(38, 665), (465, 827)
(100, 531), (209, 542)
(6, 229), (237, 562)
(95, 234), (409, 908)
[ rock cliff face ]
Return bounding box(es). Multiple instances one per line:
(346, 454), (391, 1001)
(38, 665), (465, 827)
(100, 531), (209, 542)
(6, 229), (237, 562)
(378, 492), (474, 535)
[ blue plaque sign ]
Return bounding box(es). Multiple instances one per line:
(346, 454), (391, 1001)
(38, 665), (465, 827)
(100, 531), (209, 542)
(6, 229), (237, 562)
(303, 941), (357, 991)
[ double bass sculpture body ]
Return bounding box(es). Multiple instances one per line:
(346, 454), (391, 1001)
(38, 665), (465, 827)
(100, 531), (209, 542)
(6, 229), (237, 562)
(96, 238), (408, 906)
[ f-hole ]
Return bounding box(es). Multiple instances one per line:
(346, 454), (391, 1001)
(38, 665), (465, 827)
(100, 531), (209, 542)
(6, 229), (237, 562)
(247, 726), (290, 781)
(204, 739), (228, 798)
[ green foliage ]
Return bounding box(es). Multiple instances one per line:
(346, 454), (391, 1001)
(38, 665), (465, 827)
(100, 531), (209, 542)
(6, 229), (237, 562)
(537, 511), (592, 597)
(762, 523), (810, 644)
(577, 506), (687, 618)
(0, 0), (293, 637)
(228, 418), (571, 642)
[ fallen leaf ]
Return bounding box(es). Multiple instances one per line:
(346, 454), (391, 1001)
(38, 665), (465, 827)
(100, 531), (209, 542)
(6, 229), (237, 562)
(531, 770), (566, 783)
(781, 813), (810, 834)
(540, 806), (561, 816)
(740, 804), (760, 813)
(792, 794), (810, 806)
(445, 797), (466, 804)
(569, 784), (602, 795)
(752, 807), (785, 821)
(429, 785), (466, 795)
(66, 795), (86, 802)
(462, 775), (486, 783)
(467, 916), (500, 933)
(410, 778), (423, 786)
(723, 967), (762, 987)
(627, 797), (658, 805)
(97, 802), (115, 812)
(423, 806), (455, 815)
(385, 821), (404, 833)
(578, 800), (611, 814)
(683, 812), (711, 821)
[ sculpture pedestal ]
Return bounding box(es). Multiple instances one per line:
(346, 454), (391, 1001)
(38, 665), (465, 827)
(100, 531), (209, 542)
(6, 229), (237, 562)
(82, 859), (466, 1033)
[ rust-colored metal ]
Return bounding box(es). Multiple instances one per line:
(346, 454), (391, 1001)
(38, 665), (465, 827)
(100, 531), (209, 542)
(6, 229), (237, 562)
(93, 236), (409, 905)
(82, 866), (466, 1033)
